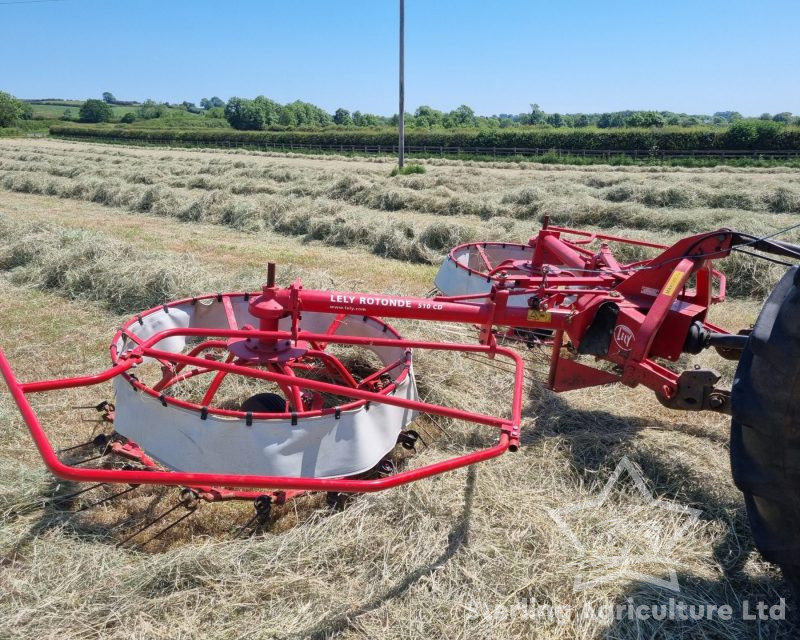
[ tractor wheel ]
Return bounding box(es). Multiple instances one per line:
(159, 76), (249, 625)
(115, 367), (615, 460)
(731, 266), (800, 595)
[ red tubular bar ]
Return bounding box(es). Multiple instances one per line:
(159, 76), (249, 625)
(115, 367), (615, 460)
(199, 352), (236, 405)
(535, 232), (586, 269)
(130, 329), (522, 428)
(145, 345), (513, 429)
(21, 359), (139, 393)
(305, 349), (360, 388)
(546, 225), (669, 250)
(107, 327), (525, 423)
(0, 319), (524, 491)
(166, 340), (229, 379)
(0, 345), (511, 492)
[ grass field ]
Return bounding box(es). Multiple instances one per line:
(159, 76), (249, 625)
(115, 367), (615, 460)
(28, 104), (140, 119)
(1, 138), (799, 639)
(26, 104), (225, 129)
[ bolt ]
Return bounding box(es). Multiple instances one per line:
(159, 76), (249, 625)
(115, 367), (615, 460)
(708, 394), (726, 409)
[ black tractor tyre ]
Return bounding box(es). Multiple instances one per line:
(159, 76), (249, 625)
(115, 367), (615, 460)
(731, 266), (800, 596)
(241, 392), (287, 413)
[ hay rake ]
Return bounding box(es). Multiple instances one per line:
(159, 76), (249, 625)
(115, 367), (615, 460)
(3, 222), (800, 576)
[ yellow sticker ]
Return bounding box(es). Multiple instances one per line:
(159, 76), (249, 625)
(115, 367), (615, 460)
(527, 309), (552, 323)
(662, 271), (685, 297)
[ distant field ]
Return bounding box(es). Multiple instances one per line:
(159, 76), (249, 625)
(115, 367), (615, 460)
(27, 103), (227, 128)
(120, 115), (231, 129)
(29, 103), (139, 119)
(0, 138), (798, 639)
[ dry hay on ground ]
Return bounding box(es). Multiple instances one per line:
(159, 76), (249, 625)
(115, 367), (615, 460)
(0, 138), (798, 639)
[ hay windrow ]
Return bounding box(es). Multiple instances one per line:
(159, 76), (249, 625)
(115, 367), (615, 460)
(0, 138), (797, 639)
(1, 138), (799, 281)
(0, 217), (233, 313)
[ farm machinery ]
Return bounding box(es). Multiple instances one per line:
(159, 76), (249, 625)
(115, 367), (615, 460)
(1, 221), (799, 582)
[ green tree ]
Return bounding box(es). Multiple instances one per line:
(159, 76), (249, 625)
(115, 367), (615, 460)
(204, 106), (225, 119)
(414, 105), (444, 127)
(79, 99), (113, 123)
(625, 112), (645, 126)
(626, 111), (665, 127)
(527, 103), (546, 125)
(19, 101), (32, 120)
(447, 104), (476, 127)
(224, 97), (265, 130)
(773, 112), (793, 124)
(253, 96), (282, 126)
(200, 96), (225, 109)
(137, 99), (169, 119)
(0, 91), (29, 127)
(353, 111), (379, 127)
(333, 108), (353, 126)
(278, 105), (298, 127)
(120, 112), (136, 123)
(713, 111), (742, 122)
(280, 100), (332, 127)
(574, 114), (590, 127)
(599, 112), (629, 128)
(102, 92), (116, 104)
(547, 112), (564, 127)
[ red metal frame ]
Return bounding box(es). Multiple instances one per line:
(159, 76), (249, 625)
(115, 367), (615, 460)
(0, 225), (739, 498)
(0, 329), (522, 492)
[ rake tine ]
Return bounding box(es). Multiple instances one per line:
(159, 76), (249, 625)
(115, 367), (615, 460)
(57, 441), (97, 455)
(232, 513), (260, 540)
(71, 453), (107, 466)
(134, 507), (199, 549)
(107, 510), (146, 534)
(71, 400), (113, 411)
(58, 434), (111, 457)
(425, 415), (451, 441)
(14, 483), (106, 516)
(460, 353), (541, 387)
(116, 500), (186, 548)
(75, 485), (139, 513)
(51, 482), (106, 504)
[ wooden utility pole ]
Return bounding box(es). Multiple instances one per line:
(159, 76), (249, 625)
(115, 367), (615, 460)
(398, 0), (405, 168)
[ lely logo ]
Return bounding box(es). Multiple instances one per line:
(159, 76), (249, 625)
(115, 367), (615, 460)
(613, 324), (635, 351)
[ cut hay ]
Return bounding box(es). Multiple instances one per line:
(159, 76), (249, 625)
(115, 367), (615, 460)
(0, 138), (797, 639)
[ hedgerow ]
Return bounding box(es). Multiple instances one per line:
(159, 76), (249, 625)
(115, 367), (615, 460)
(50, 123), (800, 150)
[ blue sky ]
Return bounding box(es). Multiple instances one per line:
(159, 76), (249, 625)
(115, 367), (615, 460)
(1, 0), (797, 116)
